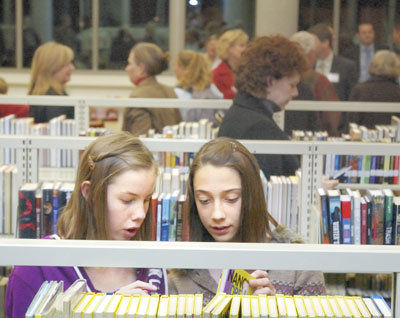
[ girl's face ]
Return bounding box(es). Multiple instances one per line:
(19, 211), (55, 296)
(54, 61), (75, 85)
(193, 164), (242, 242)
(107, 168), (156, 240)
(228, 41), (247, 61)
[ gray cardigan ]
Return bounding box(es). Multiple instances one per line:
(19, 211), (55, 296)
(168, 226), (326, 306)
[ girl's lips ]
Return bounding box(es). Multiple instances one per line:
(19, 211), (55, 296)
(211, 225), (231, 235)
(123, 228), (138, 239)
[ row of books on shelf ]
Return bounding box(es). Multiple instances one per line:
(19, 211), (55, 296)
(27, 279), (392, 318)
(17, 182), (74, 239)
(316, 188), (400, 245)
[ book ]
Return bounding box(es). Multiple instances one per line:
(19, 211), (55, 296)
(203, 293), (226, 318)
(104, 294), (123, 318)
(157, 295), (169, 318)
(352, 190), (362, 245)
(59, 278), (87, 318)
(371, 296), (391, 317)
(18, 183), (39, 238)
(344, 296), (362, 318)
(336, 296), (352, 318)
(176, 294), (186, 318)
(194, 294), (203, 318)
(360, 196), (368, 245)
(168, 190), (179, 241)
(72, 293), (95, 318)
(240, 295), (251, 318)
(34, 281), (63, 318)
(147, 294), (160, 318)
(267, 296), (278, 318)
(136, 294), (150, 318)
(275, 294), (286, 318)
(382, 189), (394, 245)
(180, 193), (189, 241)
(318, 296), (334, 318)
(293, 296), (307, 318)
(167, 295), (178, 318)
(250, 296), (260, 318)
(229, 295), (242, 318)
(353, 296), (372, 318)
(310, 296), (324, 318)
(41, 182), (55, 238)
(151, 192), (159, 241)
(217, 269), (255, 295)
(340, 194), (352, 244)
(368, 190), (385, 245)
(25, 281), (51, 318)
(212, 295), (232, 318)
(302, 297), (315, 317)
(125, 295), (141, 317)
(327, 189), (342, 244)
(327, 296), (342, 318)
(285, 295), (297, 318)
(362, 297), (382, 318)
(83, 293), (106, 318)
(52, 182), (62, 235)
(317, 188), (329, 244)
(394, 197), (400, 245)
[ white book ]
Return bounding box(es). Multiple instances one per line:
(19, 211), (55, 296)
(203, 293), (225, 318)
(176, 294), (186, 318)
(318, 296), (334, 318)
(115, 295), (132, 318)
(267, 181), (272, 216)
(353, 190), (362, 244)
(293, 296), (307, 318)
(353, 297), (373, 318)
(303, 297), (316, 318)
(372, 296), (391, 317)
(72, 293), (95, 318)
(285, 176), (292, 229)
(280, 176), (288, 226)
(126, 295), (141, 317)
(147, 294), (160, 318)
(168, 294), (178, 318)
(267, 296), (278, 318)
(327, 296), (343, 318)
(59, 279), (87, 318)
(136, 294), (150, 318)
(157, 295), (169, 318)
(82, 293), (105, 318)
(336, 296), (352, 318)
(258, 295), (268, 318)
(276, 295), (286, 317)
(269, 176), (281, 223)
(250, 296), (259, 318)
(344, 297), (362, 318)
(310, 296), (324, 318)
(285, 296), (297, 318)
(194, 294), (203, 318)
(240, 295), (251, 318)
(289, 175), (299, 232)
(212, 295), (232, 318)
(0, 165), (6, 234)
(362, 297), (382, 318)
(185, 294), (194, 318)
(104, 294), (123, 318)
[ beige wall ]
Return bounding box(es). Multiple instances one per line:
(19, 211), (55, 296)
(255, 0), (299, 38)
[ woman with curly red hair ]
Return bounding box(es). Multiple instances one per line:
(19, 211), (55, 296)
(218, 35), (308, 179)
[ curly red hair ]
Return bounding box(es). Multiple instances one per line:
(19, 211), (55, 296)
(235, 35), (308, 98)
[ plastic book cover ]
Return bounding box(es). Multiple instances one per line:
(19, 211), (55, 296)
(217, 269), (255, 295)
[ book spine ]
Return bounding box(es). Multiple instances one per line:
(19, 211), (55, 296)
(176, 197), (184, 241)
(168, 196), (177, 242)
(328, 195), (341, 244)
(360, 199), (368, 245)
(35, 194), (41, 239)
(320, 193), (329, 244)
(341, 196), (352, 244)
(151, 195), (158, 241)
(161, 197), (170, 241)
(18, 189), (36, 238)
(41, 188), (53, 237)
(384, 194), (393, 245)
(52, 188), (60, 234)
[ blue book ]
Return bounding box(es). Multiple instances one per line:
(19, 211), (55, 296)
(327, 190), (342, 244)
(371, 296), (392, 317)
(168, 190), (180, 242)
(156, 193), (165, 241)
(25, 281), (51, 318)
(161, 193), (171, 241)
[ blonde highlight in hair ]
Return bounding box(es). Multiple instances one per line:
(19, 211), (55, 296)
(130, 42), (169, 76)
(58, 131), (157, 241)
(176, 50), (212, 91)
(28, 41), (74, 95)
(216, 29), (248, 60)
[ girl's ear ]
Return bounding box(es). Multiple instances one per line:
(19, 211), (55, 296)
(138, 62), (147, 76)
(80, 181), (91, 201)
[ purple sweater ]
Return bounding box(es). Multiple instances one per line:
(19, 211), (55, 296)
(6, 247), (167, 318)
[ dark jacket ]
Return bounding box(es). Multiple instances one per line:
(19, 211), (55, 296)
(218, 91), (300, 179)
(349, 75), (400, 128)
(29, 87), (73, 123)
(330, 55), (358, 101)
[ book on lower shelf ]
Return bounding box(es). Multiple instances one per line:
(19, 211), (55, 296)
(217, 269), (255, 295)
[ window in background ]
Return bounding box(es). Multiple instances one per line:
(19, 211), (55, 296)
(185, 0), (254, 51)
(0, 0), (16, 67)
(298, 0), (334, 31)
(22, 0), (92, 69)
(99, 0), (169, 70)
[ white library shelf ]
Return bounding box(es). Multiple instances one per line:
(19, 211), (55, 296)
(0, 239), (399, 316)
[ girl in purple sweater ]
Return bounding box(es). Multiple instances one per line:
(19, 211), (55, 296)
(6, 132), (167, 318)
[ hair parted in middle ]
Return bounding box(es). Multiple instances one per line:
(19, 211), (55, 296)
(28, 41), (74, 95)
(58, 131), (157, 241)
(175, 50), (212, 91)
(235, 35), (308, 99)
(185, 136), (272, 243)
(130, 42), (169, 76)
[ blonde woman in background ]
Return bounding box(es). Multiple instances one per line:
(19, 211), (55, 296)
(122, 42), (182, 136)
(28, 41), (75, 123)
(213, 29), (248, 99)
(173, 50), (223, 125)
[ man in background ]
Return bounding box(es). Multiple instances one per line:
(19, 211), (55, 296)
(308, 23), (357, 101)
(342, 22), (386, 83)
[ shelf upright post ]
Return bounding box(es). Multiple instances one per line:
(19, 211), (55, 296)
(75, 99), (90, 134)
(300, 144), (313, 242)
(26, 136), (39, 183)
(394, 272), (399, 317)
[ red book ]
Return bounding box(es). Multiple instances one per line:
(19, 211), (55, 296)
(393, 156), (399, 184)
(151, 193), (159, 241)
(340, 195), (352, 244)
(360, 197), (368, 244)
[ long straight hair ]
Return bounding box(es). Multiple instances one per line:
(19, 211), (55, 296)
(186, 137), (271, 242)
(28, 41), (74, 95)
(58, 132), (157, 240)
